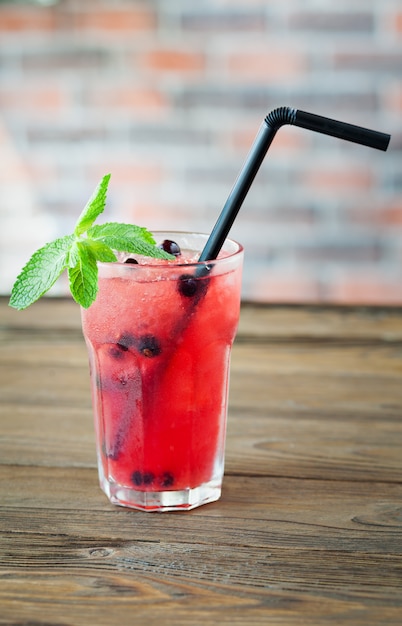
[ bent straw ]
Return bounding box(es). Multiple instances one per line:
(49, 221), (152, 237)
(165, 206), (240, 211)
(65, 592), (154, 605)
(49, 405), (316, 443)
(198, 106), (391, 263)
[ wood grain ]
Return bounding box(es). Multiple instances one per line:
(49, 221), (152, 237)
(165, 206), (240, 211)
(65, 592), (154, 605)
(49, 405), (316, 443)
(1, 297), (402, 625)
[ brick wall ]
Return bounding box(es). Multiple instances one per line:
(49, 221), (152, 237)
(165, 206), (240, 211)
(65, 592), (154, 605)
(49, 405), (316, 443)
(0, 0), (401, 304)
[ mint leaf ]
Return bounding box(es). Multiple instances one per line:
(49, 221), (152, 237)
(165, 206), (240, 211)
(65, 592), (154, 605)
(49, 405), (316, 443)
(74, 173), (111, 236)
(80, 238), (118, 263)
(67, 240), (79, 268)
(88, 222), (156, 245)
(87, 222), (173, 259)
(9, 174), (176, 311)
(68, 241), (99, 308)
(9, 235), (74, 310)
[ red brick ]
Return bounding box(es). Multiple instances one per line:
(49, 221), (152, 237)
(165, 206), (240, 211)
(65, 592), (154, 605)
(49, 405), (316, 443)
(89, 87), (168, 113)
(0, 87), (65, 111)
(226, 50), (306, 81)
(90, 163), (166, 185)
(142, 49), (205, 73)
(0, 6), (56, 31)
(378, 204), (402, 226)
(304, 167), (374, 193)
(348, 203), (402, 228)
(231, 125), (310, 154)
(394, 12), (402, 32)
(123, 203), (194, 232)
(386, 83), (402, 112)
(74, 8), (156, 32)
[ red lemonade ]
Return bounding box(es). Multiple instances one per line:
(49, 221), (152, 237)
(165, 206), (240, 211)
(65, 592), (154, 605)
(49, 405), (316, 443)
(81, 232), (243, 511)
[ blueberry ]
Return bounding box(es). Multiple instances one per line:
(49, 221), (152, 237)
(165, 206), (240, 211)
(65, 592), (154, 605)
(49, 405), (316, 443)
(158, 239), (181, 256)
(124, 258), (139, 264)
(117, 333), (136, 349)
(116, 343), (129, 352)
(132, 470), (143, 486)
(143, 472), (155, 485)
(160, 471), (175, 488)
(178, 275), (198, 297)
(108, 344), (128, 359)
(138, 334), (161, 358)
(131, 471), (155, 486)
(107, 333), (135, 358)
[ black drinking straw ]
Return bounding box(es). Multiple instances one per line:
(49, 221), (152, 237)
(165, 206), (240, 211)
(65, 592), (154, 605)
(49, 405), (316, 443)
(198, 106), (391, 263)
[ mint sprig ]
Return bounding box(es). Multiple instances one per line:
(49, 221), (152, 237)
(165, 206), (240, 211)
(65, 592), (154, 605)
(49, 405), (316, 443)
(9, 235), (75, 311)
(9, 174), (174, 310)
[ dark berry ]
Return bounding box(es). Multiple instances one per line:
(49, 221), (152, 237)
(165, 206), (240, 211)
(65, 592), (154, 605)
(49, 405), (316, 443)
(158, 239), (181, 256)
(143, 472), (155, 485)
(108, 344), (128, 359)
(160, 471), (175, 488)
(107, 334), (135, 359)
(116, 343), (129, 352)
(138, 334), (161, 358)
(178, 275), (198, 298)
(117, 333), (136, 350)
(124, 258), (139, 264)
(132, 471), (143, 486)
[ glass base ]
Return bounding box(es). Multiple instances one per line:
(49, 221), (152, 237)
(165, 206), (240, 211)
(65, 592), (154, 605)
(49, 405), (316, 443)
(99, 470), (222, 512)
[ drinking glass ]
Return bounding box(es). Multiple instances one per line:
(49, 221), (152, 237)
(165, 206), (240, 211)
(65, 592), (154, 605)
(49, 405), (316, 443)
(81, 232), (243, 511)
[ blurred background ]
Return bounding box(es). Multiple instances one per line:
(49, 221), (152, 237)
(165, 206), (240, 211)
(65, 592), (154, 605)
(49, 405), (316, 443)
(0, 0), (401, 304)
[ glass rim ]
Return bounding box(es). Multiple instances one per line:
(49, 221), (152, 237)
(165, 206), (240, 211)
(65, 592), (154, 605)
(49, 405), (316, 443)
(98, 230), (244, 271)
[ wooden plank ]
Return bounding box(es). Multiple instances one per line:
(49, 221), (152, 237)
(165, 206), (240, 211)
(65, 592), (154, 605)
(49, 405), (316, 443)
(0, 549), (401, 624)
(1, 467), (402, 542)
(231, 342), (402, 377)
(226, 409), (402, 482)
(2, 297), (402, 341)
(237, 303), (402, 342)
(0, 361), (91, 407)
(0, 296), (82, 331)
(3, 568), (400, 626)
(1, 338), (401, 402)
(0, 404), (96, 468)
(1, 402), (401, 483)
(1, 364), (400, 414)
(1, 335), (401, 481)
(1, 469), (401, 625)
(1, 340), (401, 418)
(2, 338), (402, 375)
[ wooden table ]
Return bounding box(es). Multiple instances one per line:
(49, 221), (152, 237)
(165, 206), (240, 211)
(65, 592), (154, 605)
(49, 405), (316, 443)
(1, 297), (401, 625)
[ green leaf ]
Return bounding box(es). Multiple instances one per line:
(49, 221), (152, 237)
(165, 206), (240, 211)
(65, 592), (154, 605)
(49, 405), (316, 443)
(87, 222), (173, 260)
(88, 222), (156, 245)
(80, 238), (117, 263)
(68, 241), (99, 308)
(95, 235), (173, 259)
(67, 240), (79, 268)
(9, 235), (74, 310)
(74, 174), (111, 236)
(9, 173), (176, 311)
